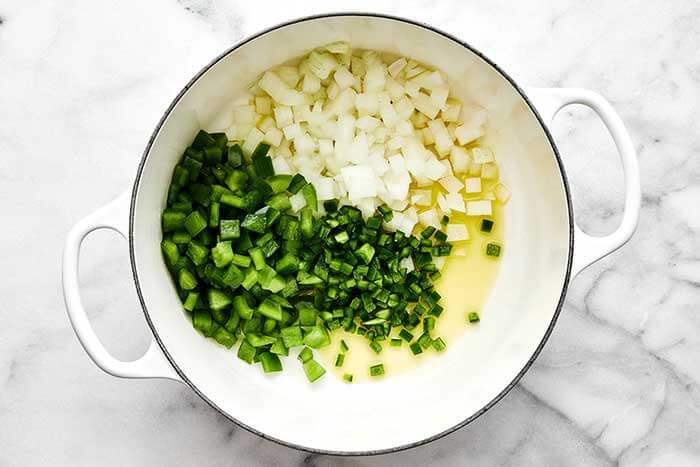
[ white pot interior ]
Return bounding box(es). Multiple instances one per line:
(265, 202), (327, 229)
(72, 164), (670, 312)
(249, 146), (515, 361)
(131, 15), (571, 453)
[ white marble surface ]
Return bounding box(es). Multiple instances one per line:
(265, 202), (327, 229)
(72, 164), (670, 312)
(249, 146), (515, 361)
(1, 0), (699, 465)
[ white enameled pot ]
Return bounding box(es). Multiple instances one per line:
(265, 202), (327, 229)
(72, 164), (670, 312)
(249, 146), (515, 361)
(62, 13), (640, 455)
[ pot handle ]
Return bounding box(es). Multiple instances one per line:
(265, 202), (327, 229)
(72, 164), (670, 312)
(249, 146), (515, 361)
(526, 88), (641, 276)
(62, 191), (181, 381)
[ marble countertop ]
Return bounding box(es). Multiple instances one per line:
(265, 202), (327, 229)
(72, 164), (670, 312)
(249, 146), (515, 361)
(2, 0), (699, 465)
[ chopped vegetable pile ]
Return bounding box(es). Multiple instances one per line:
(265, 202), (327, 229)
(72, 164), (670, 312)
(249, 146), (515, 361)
(218, 42), (510, 239)
(161, 42), (509, 383)
(162, 132), (460, 382)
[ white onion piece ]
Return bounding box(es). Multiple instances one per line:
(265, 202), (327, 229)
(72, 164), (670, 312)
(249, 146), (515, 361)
(242, 128), (264, 155)
(445, 193), (466, 212)
(307, 51), (337, 79)
(387, 197), (409, 211)
(302, 73), (321, 94)
(463, 104), (488, 127)
(468, 160), (482, 176)
(466, 200), (492, 216)
(450, 146), (470, 173)
(425, 157), (447, 181)
(318, 139), (333, 156)
(259, 71), (307, 106)
(399, 256), (415, 273)
(441, 101), (462, 122)
(411, 190), (431, 206)
(440, 159), (452, 173)
(439, 175), (464, 193)
(383, 168), (410, 201)
(405, 80), (420, 97)
(394, 98), (415, 120)
(455, 124), (484, 145)
(357, 197), (377, 218)
(430, 87), (449, 110)
(313, 177), (336, 200)
(289, 192), (307, 212)
(472, 147), (495, 164)
(255, 96), (272, 115)
(464, 177), (482, 193)
(418, 208), (440, 228)
(272, 157), (294, 175)
(446, 224), (469, 241)
(412, 93), (440, 119)
(404, 206), (418, 222)
(334, 67), (355, 89)
(341, 165), (378, 200)
(481, 162), (499, 180)
(273, 106), (293, 128)
(410, 70), (444, 90)
(294, 134), (315, 157)
(263, 127), (283, 146)
(356, 92), (379, 116)
(259, 116), (275, 132)
(494, 183), (511, 203)
(388, 57), (407, 78)
(453, 246), (468, 256)
(388, 154), (406, 172)
(364, 63), (386, 92)
(428, 119), (452, 156)
(402, 142), (428, 177)
(368, 148), (390, 176)
(421, 127), (435, 145)
(356, 116), (381, 131)
(436, 192), (450, 214)
(292, 104), (309, 123)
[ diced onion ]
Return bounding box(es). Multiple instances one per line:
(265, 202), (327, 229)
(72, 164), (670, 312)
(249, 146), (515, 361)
(445, 193), (466, 212)
(472, 147), (495, 164)
(446, 224), (469, 241)
(481, 162), (499, 180)
(464, 177), (482, 193)
(388, 57), (407, 78)
(334, 67), (355, 89)
(427, 119), (453, 156)
(494, 183), (511, 203)
(455, 124), (484, 145)
(273, 106), (293, 128)
(450, 146), (469, 173)
(221, 43), (506, 226)
(412, 93), (440, 119)
(272, 157), (294, 175)
(242, 128), (264, 155)
(418, 208), (440, 228)
(434, 257), (446, 270)
(436, 192), (450, 214)
(425, 157), (447, 181)
(430, 87), (449, 110)
(466, 200), (492, 216)
(411, 189), (432, 206)
(307, 51), (337, 79)
(263, 127), (283, 146)
(399, 256), (415, 273)
(438, 175), (464, 193)
(289, 192), (307, 212)
(341, 165), (378, 200)
(254, 96), (272, 115)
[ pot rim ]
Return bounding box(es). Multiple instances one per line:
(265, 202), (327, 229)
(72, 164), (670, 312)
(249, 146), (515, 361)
(128, 11), (574, 457)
